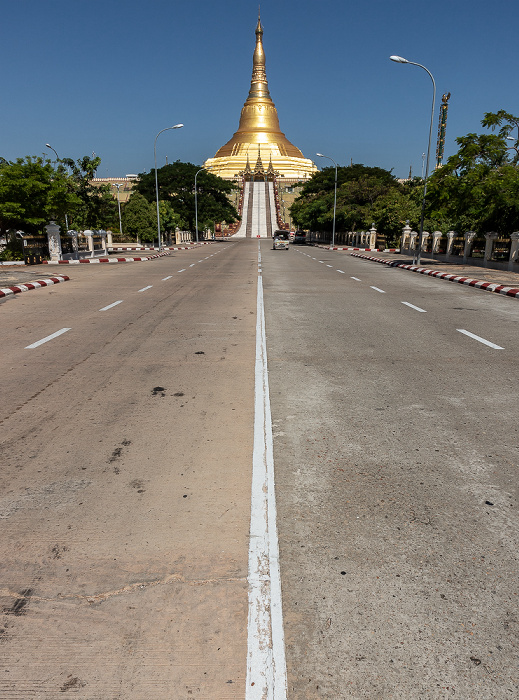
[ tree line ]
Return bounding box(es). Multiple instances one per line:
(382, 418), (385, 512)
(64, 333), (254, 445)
(290, 110), (519, 246)
(0, 156), (238, 258)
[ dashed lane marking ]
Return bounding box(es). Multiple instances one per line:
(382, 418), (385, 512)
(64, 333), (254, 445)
(370, 286), (386, 293)
(25, 328), (71, 349)
(401, 301), (427, 313)
(137, 285), (153, 292)
(457, 329), (504, 349)
(99, 301), (124, 311)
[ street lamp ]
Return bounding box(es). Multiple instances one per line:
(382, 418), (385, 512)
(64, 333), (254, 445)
(316, 153), (337, 248)
(45, 143), (69, 231)
(112, 183), (124, 239)
(154, 124), (183, 251)
(194, 167), (205, 244)
(390, 55), (436, 266)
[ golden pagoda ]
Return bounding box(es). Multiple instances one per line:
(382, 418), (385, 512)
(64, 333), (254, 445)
(203, 14), (317, 182)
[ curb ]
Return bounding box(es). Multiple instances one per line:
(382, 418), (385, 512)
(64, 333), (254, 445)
(108, 243), (213, 251)
(43, 252), (170, 264)
(0, 275), (70, 299)
(314, 244), (400, 252)
(351, 253), (519, 300)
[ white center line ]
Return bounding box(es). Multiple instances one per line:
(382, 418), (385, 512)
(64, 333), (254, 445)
(178, 269), (186, 273)
(337, 270), (345, 274)
(99, 300), (124, 311)
(401, 301), (427, 313)
(138, 285), (153, 292)
(247, 265), (287, 698)
(162, 276), (173, 281)
(198, 260), (204, 262)
(190, 264), (196, 267)
(25, 328), (71, 349)
(326, 264), (333, 268)
(370, 286), (386, 293)
(319, 260), (325, 264)
(351, 276), (361, 281)
(457, 329), (504, 349)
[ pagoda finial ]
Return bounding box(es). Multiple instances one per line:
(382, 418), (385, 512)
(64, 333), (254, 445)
(248, 9), (269, 100)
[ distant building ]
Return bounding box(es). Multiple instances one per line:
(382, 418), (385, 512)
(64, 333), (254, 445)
(90, 175), (138, 203)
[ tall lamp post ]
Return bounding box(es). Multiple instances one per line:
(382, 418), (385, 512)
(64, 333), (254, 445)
(154, 124), (183, 251)
(316, 153), (337, 248)
(45, 143), (69, 231)
(194, 167), (205, 244)
(112, 183), (124, 239)
(390, 56), (436, 266)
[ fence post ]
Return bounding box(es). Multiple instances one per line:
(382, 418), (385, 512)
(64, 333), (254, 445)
(445, 231), (456, 258)
(98, 229), (107, 255)
(484, 231), (498, 267)
(432, 231), (442, 253)
(68, 230), (79, 260)
(84, 230), (94, 257)
(401, 223), (412, 252)
(509, 232), (519, 270)
(45, 221), (62, 261)
(463, 231), (476, 263)
(369, 224), (377, 249)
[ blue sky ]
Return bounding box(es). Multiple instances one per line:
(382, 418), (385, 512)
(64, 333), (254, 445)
(3, 0), (518, 180)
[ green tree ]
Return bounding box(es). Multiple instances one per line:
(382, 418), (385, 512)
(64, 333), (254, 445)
(426, 110), (519, 234)
(122, 191), (156, 243)
(0, 156), (76, 235)
(134, 161), (238, 234)
(159, 200), (185, 243)
(62, 155), (117, 230)
(291, 164), (405, 236)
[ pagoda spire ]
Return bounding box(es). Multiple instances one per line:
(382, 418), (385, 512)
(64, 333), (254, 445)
(247, 10), (271, 101)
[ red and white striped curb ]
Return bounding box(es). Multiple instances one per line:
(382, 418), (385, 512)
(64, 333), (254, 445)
(351, 253), (519, 300)
(108, 243), (212, 251)
(1, 275), (70, 298)
(315, 245), (400, 252)
(43, 252), (170, 264)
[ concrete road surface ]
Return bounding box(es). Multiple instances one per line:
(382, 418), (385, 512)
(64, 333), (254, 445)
(1, 239), (518, 699)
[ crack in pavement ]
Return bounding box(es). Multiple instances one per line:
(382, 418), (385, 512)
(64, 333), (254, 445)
(0, 572), (247, 606)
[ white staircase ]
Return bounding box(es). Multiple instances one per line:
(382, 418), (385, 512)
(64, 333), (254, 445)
(232, 181), (278, 238)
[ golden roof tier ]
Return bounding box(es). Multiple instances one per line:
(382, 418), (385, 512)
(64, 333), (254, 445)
(203, 14), (317, 181)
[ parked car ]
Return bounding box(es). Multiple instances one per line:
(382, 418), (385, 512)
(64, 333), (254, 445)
(293, 231), (307, 245)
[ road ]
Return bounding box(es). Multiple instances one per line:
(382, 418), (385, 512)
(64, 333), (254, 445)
(1, 240), (517, 699)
